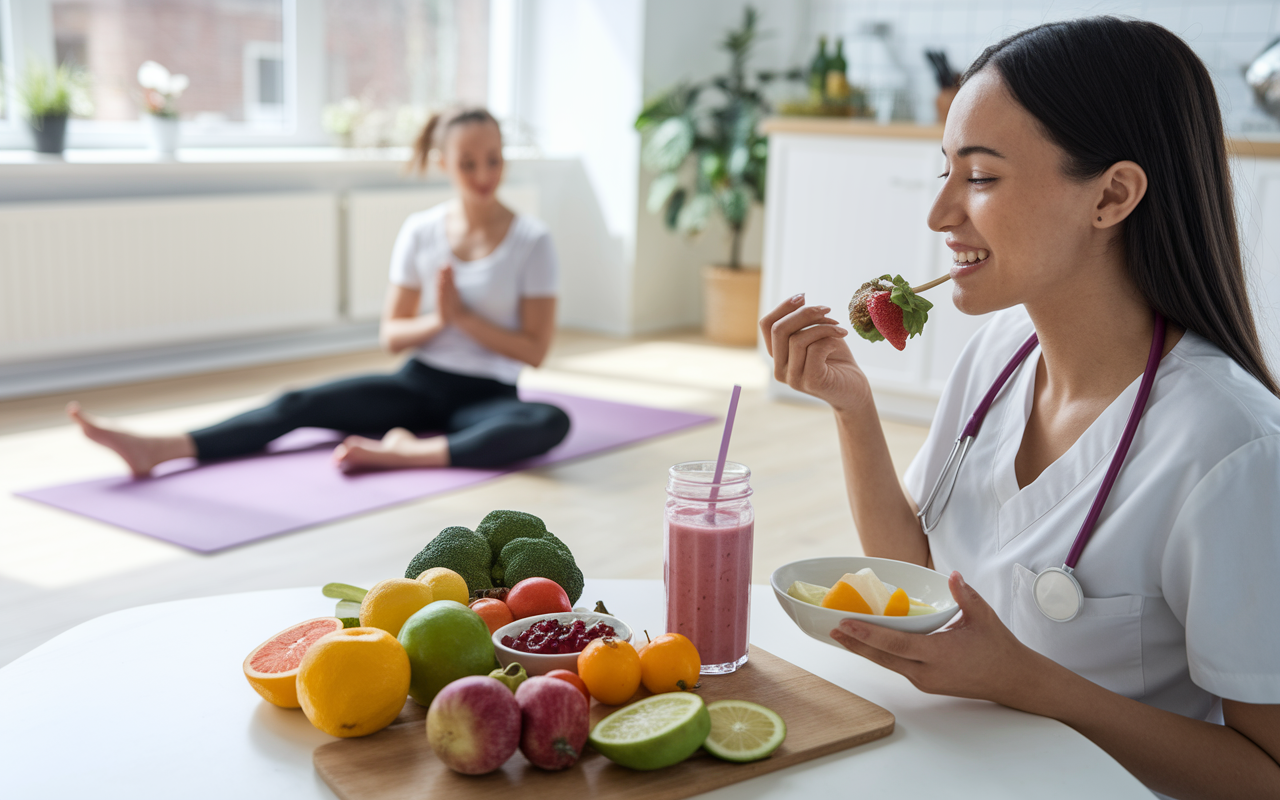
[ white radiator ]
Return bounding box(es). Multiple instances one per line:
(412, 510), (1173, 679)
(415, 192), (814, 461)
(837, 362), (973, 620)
(346, 185), (539, 320)
(0, 192), (340, 364)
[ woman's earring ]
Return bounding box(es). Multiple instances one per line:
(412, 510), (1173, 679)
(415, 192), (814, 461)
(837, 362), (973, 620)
(1096, 216), (1102, 222)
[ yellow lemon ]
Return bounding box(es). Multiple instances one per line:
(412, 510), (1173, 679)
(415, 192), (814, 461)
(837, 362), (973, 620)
(416, 567), (470, 605)
(359, 578), (434, 637)
(296, 627), (411, 738)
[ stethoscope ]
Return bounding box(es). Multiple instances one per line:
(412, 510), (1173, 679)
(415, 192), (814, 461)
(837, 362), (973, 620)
(917, 313), (1166, 622)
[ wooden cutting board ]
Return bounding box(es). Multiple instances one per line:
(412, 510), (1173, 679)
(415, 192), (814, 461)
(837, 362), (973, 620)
(314, 644), (894, 800)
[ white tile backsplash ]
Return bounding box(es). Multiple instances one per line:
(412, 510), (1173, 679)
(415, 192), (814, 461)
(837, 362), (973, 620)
(804, 0), (1280, 132)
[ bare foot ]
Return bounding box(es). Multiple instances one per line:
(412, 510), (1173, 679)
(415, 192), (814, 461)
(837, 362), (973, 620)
(66, 402), (194, 478)
(333, 428), (450, 472)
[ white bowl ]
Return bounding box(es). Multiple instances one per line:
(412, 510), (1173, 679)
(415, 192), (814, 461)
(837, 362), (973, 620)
(492, 611), (633, 676)
(771, 556), (961, 645)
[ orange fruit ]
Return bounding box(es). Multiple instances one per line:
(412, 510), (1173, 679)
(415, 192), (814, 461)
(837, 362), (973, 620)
(470, 598), (515, 634)
(577, 637), (641, 705)
(638, 632), (701, 694)
(883, 587), (909, 617)
(820, 581), (873, 614)
(360, 578), (435, 637)
(297, 627), (412, 738)
(545, 668), (591, 703)
(243, 617), (345, 708)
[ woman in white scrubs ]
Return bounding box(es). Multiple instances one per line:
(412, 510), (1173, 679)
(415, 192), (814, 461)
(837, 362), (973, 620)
(762, 18), (1280, 799)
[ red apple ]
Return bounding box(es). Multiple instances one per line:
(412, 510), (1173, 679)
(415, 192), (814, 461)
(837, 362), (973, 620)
(514, 676), (589, 770)
(426, 675), (521, 775)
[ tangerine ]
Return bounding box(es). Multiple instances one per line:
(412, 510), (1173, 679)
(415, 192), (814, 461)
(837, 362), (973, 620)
(576, 636), (641, 705)
(638, 632), (701, 694)
(544, 669), (591, 703)
(470, 598), (516, 634)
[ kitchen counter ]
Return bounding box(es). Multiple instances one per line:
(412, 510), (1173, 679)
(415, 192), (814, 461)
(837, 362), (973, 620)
(760, 116), (1280, 159)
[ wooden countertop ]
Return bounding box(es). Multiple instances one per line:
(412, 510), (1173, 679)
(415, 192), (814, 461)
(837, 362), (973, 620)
(759, 116), (1280, 159)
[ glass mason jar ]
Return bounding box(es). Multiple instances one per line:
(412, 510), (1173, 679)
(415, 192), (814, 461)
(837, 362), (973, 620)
(663, 461), (754, 674)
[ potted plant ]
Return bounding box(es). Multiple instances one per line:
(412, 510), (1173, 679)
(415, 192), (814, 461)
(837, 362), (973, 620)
(12, 60), (88, 155)
(635, 7), (800, 345)
(137, 60), (189, 158)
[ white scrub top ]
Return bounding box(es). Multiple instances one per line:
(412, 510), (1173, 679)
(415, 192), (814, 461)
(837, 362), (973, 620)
(904, 307), (1280, 721)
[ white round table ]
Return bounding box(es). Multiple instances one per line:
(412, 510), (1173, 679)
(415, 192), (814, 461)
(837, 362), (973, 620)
(0, 579), (1151, 799)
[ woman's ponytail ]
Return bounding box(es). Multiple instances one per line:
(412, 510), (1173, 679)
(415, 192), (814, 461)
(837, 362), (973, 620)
(406, 107), (500, 176)
(409, 112), (444, 176)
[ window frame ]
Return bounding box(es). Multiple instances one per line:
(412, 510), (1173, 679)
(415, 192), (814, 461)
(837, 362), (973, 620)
(0, 0), (331, 149)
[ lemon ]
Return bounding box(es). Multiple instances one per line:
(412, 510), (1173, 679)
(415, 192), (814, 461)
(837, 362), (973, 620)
(359, 578), (434, 637)
(416, 567), (470, 605)
(296, 627), (411, 738)
(703, 699), (786, 762)
(588, 693), (710, 770)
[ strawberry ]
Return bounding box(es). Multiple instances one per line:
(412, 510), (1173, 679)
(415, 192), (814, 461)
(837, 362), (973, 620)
(847, 273), (936, 351)
(867, 291), (909, 350)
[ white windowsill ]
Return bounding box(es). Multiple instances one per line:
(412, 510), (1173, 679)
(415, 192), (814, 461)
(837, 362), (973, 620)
(0, 145), (544, 169)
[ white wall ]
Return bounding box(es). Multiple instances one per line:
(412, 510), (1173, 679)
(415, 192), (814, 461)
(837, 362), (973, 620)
(502, 0), (815, 335)
(500, 0), (645, 336)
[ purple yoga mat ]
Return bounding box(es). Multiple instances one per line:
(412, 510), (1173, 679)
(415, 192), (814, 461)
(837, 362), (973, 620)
(17, 391), (714, 553)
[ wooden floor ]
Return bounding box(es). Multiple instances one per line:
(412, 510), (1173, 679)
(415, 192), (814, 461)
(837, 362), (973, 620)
(0, 329), (929, 667)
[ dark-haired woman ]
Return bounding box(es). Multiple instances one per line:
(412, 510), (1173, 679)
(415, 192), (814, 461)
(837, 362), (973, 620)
(762, 17), (1279, 800)
(69, 107), (570, 475)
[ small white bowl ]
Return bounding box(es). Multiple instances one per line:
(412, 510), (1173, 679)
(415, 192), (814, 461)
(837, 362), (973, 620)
(771, 556), (961, 646)
(492, 611), (632, 676)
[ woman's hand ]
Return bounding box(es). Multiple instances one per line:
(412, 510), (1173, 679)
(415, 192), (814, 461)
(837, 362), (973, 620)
(759, 293), (869, 413)
(436, 265), (465, 323)
(830, 572), (1040, 705)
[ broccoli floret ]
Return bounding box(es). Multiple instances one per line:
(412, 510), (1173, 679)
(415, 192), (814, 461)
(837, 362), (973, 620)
(475, 510), (548, 555)
(492, 537), (583, 605)
(405, 526), (493, 594)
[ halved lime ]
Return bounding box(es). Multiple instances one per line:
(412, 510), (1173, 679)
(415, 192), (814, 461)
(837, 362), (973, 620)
(703, 699), (786, 762)
(588, 693), (711, 770)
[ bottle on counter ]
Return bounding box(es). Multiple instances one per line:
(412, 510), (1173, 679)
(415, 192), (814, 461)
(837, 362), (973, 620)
(808, 36), (829, 104)
(825, 37), (851, 105)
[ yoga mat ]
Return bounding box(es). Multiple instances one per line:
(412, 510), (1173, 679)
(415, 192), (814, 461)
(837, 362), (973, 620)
(16, 391), (714, 553)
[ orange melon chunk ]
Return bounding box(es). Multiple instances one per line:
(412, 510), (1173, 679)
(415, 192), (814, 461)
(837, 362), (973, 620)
(883, 587), (910, 617)
(820, 580), (873, 614)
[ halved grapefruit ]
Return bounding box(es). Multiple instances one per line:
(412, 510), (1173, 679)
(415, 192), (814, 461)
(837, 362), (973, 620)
(243, 617), (344, 708)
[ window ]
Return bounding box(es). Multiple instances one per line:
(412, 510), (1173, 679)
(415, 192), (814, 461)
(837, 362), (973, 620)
(51, 0), (287, 127)
(1, 0), (489, 149)
(323, 0), (488, 145)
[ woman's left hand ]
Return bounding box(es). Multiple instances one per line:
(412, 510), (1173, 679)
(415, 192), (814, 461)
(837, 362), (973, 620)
(830, 572), (1039, 706)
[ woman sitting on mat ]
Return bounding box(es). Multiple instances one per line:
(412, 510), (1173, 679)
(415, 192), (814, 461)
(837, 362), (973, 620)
(68, 106), (570, 476)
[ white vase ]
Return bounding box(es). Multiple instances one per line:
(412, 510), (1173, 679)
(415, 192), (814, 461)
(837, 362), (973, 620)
(145, 114), (179, 158)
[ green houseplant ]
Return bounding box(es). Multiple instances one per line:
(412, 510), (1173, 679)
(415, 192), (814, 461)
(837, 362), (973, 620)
(12, 60), (89, 155)
(634, 7), (799, 344)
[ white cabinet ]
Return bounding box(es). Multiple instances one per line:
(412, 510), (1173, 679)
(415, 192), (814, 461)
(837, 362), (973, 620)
(1232, 154), (1280, 377)
(760, 129), (992, 423)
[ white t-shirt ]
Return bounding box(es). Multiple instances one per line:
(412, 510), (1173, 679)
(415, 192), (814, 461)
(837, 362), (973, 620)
(388, 203), (558, 385)
(904, 306), (1280, 721)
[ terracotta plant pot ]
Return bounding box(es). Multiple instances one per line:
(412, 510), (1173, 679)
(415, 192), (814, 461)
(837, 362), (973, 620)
(703, 265), (762, 346)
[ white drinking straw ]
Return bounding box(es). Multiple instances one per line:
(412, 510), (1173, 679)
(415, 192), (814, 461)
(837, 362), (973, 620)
(707, 384), (742, 517)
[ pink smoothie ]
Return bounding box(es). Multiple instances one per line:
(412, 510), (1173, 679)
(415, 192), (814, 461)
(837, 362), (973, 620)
(664, 505), (754, 669)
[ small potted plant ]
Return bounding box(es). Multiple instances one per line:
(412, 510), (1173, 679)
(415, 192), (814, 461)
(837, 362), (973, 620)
(13, 60), (89, 155)
(635, 6), (801, 345)
(137, 60), (188, 157)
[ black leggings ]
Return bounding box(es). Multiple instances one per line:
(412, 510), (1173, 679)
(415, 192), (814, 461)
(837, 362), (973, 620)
(189, 360), (570, 468)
